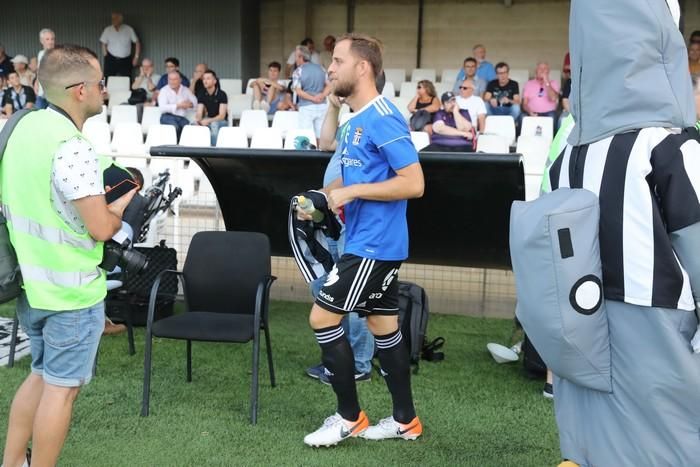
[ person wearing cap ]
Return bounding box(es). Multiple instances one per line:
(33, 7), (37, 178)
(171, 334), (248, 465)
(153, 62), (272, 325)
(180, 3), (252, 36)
(2, 71), (36, 117)
(426, 91), (474, 152)
(11, 55), (35, 87)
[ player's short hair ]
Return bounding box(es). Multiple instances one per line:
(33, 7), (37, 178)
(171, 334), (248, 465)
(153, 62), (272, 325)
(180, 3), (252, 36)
(39, 44), (98, 98)
(268, 61), (281, 71)
(336, 33), (383, 79)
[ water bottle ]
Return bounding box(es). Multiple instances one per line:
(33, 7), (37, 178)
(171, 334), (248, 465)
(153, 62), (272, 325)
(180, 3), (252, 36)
(296, 195), (325, 222)
(535, 125), (543, 137)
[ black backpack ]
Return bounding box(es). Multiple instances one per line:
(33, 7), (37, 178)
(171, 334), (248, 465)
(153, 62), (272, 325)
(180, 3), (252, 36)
(397, 281), (444, 374)
(0, 109), (36, 303)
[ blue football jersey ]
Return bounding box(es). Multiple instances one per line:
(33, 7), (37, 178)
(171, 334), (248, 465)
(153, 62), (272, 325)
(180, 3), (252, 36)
(339, 96), (419, 261)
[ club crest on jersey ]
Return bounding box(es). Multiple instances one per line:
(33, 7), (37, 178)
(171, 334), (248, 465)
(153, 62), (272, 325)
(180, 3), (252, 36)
(352, 127), (363, 145)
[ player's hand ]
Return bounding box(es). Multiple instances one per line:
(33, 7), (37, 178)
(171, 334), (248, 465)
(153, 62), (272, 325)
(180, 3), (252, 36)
(327, 94), (343, 108)
(328, 187), (355, 214)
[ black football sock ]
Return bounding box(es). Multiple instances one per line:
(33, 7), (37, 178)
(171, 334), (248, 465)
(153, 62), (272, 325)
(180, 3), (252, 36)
(375, 329), (417, 423)
(314, 324), (360, 421)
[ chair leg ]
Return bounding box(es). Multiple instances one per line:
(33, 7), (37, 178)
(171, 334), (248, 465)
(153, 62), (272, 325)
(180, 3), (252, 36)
(7, 314), (18, 368)
(263, 324), (275, 388)
(126, 306), (135, 356)
(250, 329), (260, 425)
(141, 330), (153, 417)
(186, 340), (192, 382)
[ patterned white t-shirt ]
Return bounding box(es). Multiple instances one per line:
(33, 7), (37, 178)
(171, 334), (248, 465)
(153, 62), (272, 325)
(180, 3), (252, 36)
(50, 135), (104, 233)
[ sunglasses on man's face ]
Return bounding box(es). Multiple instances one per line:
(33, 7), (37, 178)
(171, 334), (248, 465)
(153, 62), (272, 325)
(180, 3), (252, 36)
(459, 86), (473, 90)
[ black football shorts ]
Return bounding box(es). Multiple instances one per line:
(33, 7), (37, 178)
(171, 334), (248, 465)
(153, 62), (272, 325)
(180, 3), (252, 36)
(315, 254), (401, 316)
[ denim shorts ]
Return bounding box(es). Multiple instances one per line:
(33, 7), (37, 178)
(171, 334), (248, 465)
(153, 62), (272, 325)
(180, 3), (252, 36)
(16, 292), (105, 387)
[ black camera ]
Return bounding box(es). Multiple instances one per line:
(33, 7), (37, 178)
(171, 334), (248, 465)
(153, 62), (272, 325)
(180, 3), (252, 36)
(99, 229), (148, 275)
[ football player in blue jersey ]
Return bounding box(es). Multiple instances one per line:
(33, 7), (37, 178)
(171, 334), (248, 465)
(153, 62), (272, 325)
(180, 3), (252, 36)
(301, 33), (425, 447)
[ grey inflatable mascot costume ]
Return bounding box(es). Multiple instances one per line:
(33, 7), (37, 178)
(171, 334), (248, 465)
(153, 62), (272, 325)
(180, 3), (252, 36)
(510, 0), (700, 465)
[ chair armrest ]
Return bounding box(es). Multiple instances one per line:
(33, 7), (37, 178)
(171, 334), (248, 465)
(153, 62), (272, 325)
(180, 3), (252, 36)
(146, 269), (184, 332)
(255, 275), (277, 328)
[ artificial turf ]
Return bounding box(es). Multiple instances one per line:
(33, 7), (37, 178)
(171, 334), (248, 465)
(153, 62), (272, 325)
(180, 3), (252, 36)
(0, 300), (559, 466)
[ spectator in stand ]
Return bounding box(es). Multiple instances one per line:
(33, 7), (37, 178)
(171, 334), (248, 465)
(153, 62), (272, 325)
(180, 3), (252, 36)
(560, 57), (572, 126)
(158, 71), (197, 138)
(2, 71), (36, 117)
(156, 57), (189, 90)
(453, 57), (486, 98)
(28, 57), (38, 74)
(0, 45), (14, 80)
(250, 61), (285, 113)
(320, 35), (336, 70)
(132, 58), (160, 104)
(562, 52), (571, 83)
(472, 44), (496, 83)
(522, 61), (560, 124)
(484, 62), (521, 121)
(456, 78), (487, 133)
(693, 74), (700, 121)
(35, 28), (55, 109)
(194, 69), (228, 145)
(286, 38), (321, 78)
(293, 45), (330, 138)
(690, 30), (700, 45)
(11, 55), (35, 87)
(407, 79), (440, 134)
(189, 63), (207, 100)
(100, 12), (140, 78)
(427, 91), (474, 152)
(689, 42), (700, 76)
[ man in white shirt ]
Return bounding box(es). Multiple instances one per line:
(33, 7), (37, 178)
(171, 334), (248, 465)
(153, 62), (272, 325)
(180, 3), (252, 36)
(100, 12), (140, 78)
(455, 79), (487, 132)
(131, 58), (160, 103)
(158, 71), (197, 138)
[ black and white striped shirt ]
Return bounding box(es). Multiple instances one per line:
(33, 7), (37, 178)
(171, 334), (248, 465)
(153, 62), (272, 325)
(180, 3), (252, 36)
(549, 127), (700, 311)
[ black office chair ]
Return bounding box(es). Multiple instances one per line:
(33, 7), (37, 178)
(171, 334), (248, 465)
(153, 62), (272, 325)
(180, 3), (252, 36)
(141, 231), (276, 424)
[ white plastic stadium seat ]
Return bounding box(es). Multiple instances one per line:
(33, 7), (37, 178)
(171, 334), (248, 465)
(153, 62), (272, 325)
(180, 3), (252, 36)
(410, 131), (430, 151)
(381, 81), (396, 98)
(145, 124), (177, 152)
(411, 68), (436, 83)
(245, 78), (256, 95)
(284, 128), (318, 150)
(141, 106), (163, 135)
(227, 94), (253, 124)
(520, 116), (554, 143)
(399, 82), (416, 98)
(179, 125), (211, 147)
(383, 69), (406, 94)
(549, 69), (562, 85)
(476, 134), (509, 154)
(434, 82), (452, 97)
(107, 91), (132, 112)
(440, 68), (460, 83)
(109, 105), (138, 131)
(250, 127), (283, 149)
(517, 136), (551, 201)
(238, 109), (268, 138)
(106, 76), (130, 93)
(219, 78), (243, 97)
(0, 120), (6, 132)
(271, 111), (300, 138)
(111, 122), (144, 155)
(389, 97), (412, 123)
(216, 127), (248, 148)
(85, 105), (108, 124)
(82, 120), (112, 155)
(484, 115), (516, 147)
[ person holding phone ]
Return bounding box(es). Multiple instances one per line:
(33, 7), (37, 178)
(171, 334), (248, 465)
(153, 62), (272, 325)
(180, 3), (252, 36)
(1, 45), (136, 467)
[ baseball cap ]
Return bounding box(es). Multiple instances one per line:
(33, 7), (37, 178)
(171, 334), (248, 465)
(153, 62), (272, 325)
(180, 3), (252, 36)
(441, 91), (456, 103)
(11, 55), (28, 65)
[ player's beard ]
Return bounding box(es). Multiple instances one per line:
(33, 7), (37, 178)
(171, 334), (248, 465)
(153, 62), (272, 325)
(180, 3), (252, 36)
(333, 76), (355, 98)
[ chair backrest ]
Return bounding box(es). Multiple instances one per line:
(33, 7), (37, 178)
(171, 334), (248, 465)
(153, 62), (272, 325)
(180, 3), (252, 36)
(107, 90), (132, 111)
(239, 109), (269, 138)
(111, 122), (144, 155)
(410, 131), (430, 151)
(520, 116), (554, 143)
(434, 81), (452, 97)
(141, 106), (162, 135)
(476, 134), (510, 154)
(516, 135), (551, 176)
(411, 68), (436, 83)
(440, 68), (460, 83)
(271, 111), (300, 137)
(250, 127), (283, 149)
(389, 97), (412, 123)
(182, 231), (271, 315)
(110, 105), (138, 130)
(179, 125), (211, 147)
(145, 124), (177, 151)
(383, 68), (406, 94)
(399, 81), (416, 98)
(245, 78), (257, 95)
(107, 76), (130, 93)
(228, 94), (253, 124)
(508, 69), (529, 88)
(549, 69), (562, 85)
(283, 128), (317, 149)
(218, 78), (243, 97)
(381, 81), (396, 98)
(216, 126), (248, 148)
(484, 115), (516, 146)
(85, 105), (108, 125)
(83, 120), (112, 155)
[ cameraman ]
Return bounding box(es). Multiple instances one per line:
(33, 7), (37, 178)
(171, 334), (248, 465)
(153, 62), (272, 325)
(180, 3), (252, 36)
(1, 45), (135, 467)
